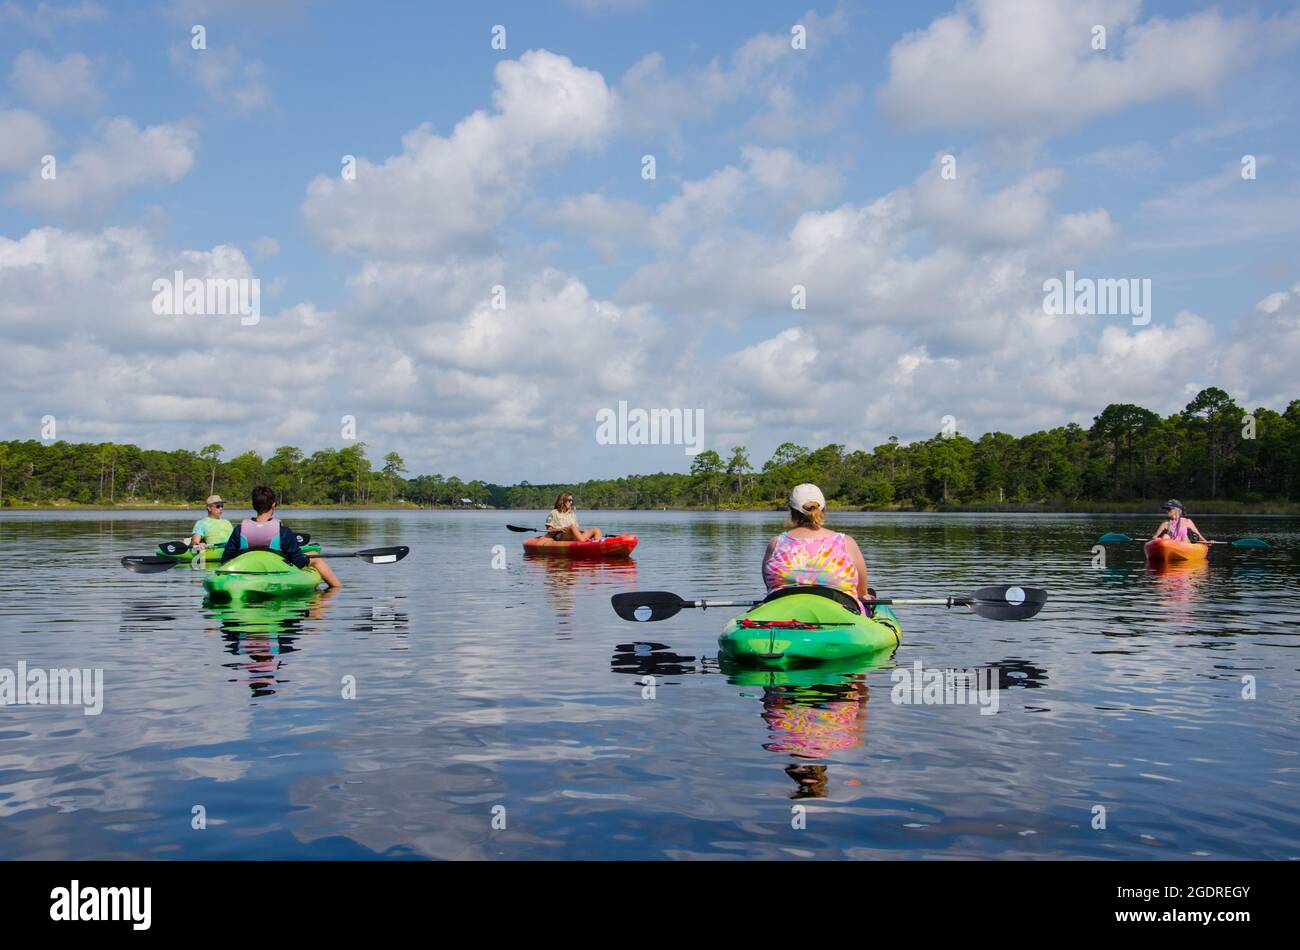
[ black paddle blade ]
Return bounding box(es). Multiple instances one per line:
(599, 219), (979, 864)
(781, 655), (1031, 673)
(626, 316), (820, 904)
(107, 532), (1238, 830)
(296, 533), (311, 545)
(121, 555), (181, 574)
(969, 585), (1048, 620)
(611, 591), (686, 622)
(158, 540), (190, 556)
(506, 524), (540, 533)
(357, 545), (409, 564)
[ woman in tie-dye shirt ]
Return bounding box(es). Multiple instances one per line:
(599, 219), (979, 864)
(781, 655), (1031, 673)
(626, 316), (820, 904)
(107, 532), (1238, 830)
(761, 483), (869, 608)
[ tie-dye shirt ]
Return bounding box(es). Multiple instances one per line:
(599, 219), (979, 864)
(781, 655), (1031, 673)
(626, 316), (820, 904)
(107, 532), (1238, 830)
(762, 531), (859, 595)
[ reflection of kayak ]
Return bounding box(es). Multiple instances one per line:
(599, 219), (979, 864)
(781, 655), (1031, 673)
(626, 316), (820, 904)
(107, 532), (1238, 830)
(721, 652), (893, 687)
(205, 597), (314, 637)
(202, 550), (322, 602)
(159, 542), (321, 562)
(719, 588), (901, 668)
(523, 534), (637, 558)
(1144, 538), (1209, 563)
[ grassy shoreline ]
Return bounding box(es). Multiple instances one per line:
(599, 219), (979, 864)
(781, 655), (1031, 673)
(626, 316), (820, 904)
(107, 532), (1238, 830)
(4, 499), (1299, 515)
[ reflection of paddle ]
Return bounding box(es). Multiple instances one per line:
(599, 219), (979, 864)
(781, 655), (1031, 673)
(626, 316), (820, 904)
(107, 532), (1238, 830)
(158, 533), (311, 556)
(612, 585), (1048, 623)
(1097, 532), (1269, 548)
(122, 545), (409, 574)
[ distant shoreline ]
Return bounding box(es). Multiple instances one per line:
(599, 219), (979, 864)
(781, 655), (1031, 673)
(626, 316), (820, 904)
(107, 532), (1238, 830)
(4, 500), (1298, 515)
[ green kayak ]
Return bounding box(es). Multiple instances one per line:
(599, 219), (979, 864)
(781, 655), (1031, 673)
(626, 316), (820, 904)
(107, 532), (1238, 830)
(718, 588), (901, 668)
(159, 542), (320, 562)
(202, 550), (323, 602)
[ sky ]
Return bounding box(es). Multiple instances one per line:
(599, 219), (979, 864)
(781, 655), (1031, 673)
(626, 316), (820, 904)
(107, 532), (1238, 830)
(1, 0), (1299, 483)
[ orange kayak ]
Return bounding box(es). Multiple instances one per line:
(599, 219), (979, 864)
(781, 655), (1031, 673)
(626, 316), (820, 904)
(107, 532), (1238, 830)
(523, 534), (638, 558)
(1144, 538), (1209, 563)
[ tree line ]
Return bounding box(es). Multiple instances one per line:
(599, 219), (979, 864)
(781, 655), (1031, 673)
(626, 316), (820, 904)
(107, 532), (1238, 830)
(2, 389), (1297, 509)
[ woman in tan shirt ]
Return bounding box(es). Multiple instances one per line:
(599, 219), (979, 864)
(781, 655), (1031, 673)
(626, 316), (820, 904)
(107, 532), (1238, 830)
(545, 492), (603, 542)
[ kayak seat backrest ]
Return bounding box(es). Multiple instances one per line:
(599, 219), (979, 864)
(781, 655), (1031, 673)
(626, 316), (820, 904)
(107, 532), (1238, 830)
(762, 585), (862, 615)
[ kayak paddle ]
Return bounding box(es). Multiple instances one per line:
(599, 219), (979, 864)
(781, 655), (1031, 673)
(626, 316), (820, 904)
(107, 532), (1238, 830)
(306, 545), (410, 564)
(612, 585), (1048, 623)
(507, 524), (544, 533)
(122, 545), (409, 573)
(158, 532), (311, 556)
(121, 555), (188, 574)
(1097, 532), (1269, 548)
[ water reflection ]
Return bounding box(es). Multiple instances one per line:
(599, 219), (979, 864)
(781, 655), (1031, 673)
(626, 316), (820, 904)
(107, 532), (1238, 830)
(204, 590), (337, 699)
(610, 641), (701, 677)
(526, 556), (638, 619)
(1146, 558), (1211, 618)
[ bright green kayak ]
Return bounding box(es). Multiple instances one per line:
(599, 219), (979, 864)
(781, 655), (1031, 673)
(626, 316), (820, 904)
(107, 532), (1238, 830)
(718, 589), (901, 668)
(159, 542), (320, 562)
(202, 550), (323, 602)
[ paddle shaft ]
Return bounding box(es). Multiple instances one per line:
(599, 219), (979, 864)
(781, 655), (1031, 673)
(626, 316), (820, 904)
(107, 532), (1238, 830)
(673, 596), (981, 609)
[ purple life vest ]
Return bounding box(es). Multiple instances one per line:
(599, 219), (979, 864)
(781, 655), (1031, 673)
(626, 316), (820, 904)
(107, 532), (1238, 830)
(239, 517), (282, 551)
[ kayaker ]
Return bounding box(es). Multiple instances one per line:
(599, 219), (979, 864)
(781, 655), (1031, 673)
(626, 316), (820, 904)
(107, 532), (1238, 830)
(190, 495), (233, 551)
(220, 485), (342, 588)
(1151, 499), (1210, 545)
(762, 484), (870, 609)
(545, 492), (603, 542)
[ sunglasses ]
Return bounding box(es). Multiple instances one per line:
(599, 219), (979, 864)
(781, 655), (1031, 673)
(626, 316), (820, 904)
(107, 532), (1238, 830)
(210, 503), (224, 509)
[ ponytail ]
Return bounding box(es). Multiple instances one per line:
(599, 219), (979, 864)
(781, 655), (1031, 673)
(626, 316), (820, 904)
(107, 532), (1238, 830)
(790, 502), (826, 529)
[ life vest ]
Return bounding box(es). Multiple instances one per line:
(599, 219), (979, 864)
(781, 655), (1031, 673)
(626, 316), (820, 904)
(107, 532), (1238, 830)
(238, 517), (283, 551)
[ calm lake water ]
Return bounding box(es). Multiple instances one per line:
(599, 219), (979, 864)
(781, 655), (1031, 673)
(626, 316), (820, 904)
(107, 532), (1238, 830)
(1, 509), (1297, 860)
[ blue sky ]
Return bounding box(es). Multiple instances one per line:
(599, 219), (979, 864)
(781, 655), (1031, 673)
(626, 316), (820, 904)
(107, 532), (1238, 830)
(2, 0), (1299, 482)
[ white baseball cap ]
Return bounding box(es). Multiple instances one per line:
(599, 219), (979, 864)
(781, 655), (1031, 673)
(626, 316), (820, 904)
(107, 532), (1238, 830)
(789, 483), (826, 512)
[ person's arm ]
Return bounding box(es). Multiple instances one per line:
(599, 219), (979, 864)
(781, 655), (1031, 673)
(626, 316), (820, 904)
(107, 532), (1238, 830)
(279, 527), (309, 568)
(845, 535), (869, 598)
(1187, 519), (1210, 543)
(190, 519), (206, 548)
(1151, 520), (1168, 541)
(218, 526), (242, 563)
(760, 536), (777, 586)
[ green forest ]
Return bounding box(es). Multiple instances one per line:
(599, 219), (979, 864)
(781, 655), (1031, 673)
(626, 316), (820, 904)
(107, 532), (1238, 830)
(2, 388), (1297, 511)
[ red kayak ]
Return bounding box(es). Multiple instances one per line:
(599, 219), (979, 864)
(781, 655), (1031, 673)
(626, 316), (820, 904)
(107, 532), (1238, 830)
(523, 534), (638, 559)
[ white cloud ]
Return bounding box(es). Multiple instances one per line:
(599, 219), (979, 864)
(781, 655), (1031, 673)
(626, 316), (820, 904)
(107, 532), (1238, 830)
(546, 193), (649, 261)
(552, 145), (843, 259)
(1131, 159), (1300, 250)
(0, 225), (676, 476)
(11, 50), (103, 112)
(0, 108), (55, 170)
(170, 45), (271, 114)
(1220, 283), (1300, 410)
(618, 6), (848, 147)
(7, 117), (196, 215)
(0, 1), (106, 37)
(619, 158), (1114, 344)
(879, 0), (1300, 133)
(911, 155), (1062, 245)
(301, 50), (617, 259)
(249, 236), (279, 258)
